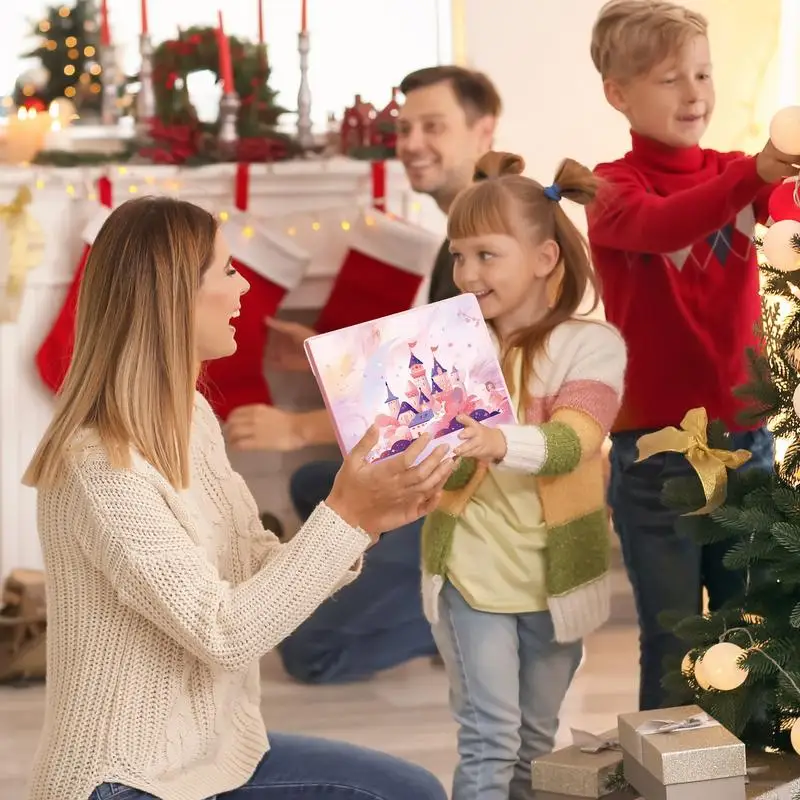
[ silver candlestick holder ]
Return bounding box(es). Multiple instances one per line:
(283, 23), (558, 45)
(218, 92), (241, 159)
(100, 45), (120, 126)
(296, 31), (314, 150)
(136, 33), (155, 139)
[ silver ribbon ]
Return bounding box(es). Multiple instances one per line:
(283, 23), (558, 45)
(636, 712), (720, 735)
(571, 728), (621, 754)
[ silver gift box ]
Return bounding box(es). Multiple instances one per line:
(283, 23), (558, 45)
(531, 728), (623, 798)
(618, 705), (746, 800)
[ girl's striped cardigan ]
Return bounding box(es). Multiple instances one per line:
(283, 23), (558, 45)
(421, 318), (627, 643)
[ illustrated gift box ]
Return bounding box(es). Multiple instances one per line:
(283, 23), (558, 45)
(531, 728), (631, 799)
(618, 705), (746, 800)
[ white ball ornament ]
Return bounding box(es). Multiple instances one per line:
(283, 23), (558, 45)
(681, 652), (695, 676)
(694, 656), (713, 690)
(763, 219), (800, 272)
(17, 66), (50, 91)
(770, 106), (800, 155)
(791, 719), (800, 755)
(793, 384), (800, 418)
(700, 642), (749, 691)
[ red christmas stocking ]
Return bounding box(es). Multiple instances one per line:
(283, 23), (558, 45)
(314, 209), (441, 333)
(35, 182), (112, 393)
(202, 213), (311, 420)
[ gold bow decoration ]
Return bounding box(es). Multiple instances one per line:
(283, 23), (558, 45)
(0, 186), (45, 323)
(636, 408), (751, 515)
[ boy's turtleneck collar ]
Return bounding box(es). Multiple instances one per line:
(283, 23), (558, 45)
(628, 129), (705, 173)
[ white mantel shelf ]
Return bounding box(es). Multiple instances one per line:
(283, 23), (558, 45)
(0, 157), (445, 579)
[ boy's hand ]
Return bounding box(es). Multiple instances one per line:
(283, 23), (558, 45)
(757, 140), (800, 184)
(226, 405), (306, 452)
(453, 415), (507, 463)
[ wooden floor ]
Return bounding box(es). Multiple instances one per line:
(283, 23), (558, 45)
(0, 622), (638, 798)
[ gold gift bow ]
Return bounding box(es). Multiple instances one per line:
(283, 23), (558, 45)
(636, 408), (751, 516)
(0, 186), (44, 323)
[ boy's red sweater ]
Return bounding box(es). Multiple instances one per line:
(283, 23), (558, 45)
(587, 131), (774, 433)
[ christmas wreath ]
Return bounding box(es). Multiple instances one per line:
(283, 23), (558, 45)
(142, 25), (293, 164)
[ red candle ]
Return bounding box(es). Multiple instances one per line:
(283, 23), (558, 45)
(141, 0), (148, 35)
(258, 0), (264, 43)
(100, 0), (110, 46)
(301, 0), (307, 32)
(217, 11), (235, 95)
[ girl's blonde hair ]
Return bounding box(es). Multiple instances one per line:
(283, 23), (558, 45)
(447, 151), (601, 409)
(24, 196), (218, 491)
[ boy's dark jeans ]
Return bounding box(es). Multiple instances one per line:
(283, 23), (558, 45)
(608, 426), (773, 710)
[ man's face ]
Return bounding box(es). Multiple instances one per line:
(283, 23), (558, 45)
(396, 81), (496, 207)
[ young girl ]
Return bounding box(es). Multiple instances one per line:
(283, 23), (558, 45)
(422, 151), (627, 800)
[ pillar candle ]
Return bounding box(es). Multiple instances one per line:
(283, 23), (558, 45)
(141, 0), (148, 35)
(301, 0), (307, 32)
(258, 0), (264, 43)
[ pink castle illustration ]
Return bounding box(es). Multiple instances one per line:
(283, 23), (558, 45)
(374, 343), (507, 460)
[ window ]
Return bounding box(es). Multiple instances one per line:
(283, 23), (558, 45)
(3, 0), (451, 128)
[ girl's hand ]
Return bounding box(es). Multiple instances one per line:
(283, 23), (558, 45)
(326, 428), (455, 536)
(453, 415), (507, 462)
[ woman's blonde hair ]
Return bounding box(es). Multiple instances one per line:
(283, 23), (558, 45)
(24, 196), (218, 490)
(447, 151), (601, 409)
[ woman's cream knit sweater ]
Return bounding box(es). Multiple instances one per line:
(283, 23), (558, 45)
(27, 392), (371, 800)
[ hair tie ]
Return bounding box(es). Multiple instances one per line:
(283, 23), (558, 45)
(543, 183), (562, 202)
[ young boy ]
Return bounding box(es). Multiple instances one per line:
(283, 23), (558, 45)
(587, 0), (800, 711)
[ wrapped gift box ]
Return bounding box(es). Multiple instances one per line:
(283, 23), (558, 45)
(617, 705), (746, 800)
(531, 729), (631, 799)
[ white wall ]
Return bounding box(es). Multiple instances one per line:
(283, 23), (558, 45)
(456, 0), (783, 232)
(3, 0), (452, 128)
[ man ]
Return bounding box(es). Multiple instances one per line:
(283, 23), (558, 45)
(226, 65), (502, 684)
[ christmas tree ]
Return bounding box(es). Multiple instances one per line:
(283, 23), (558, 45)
(651, 181), (800, 754)
(13, 0), (103, 113)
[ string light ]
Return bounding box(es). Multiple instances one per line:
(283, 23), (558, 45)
(340, 221), (351, 231)
(311, 221), (321, 231)
(66, 184), (76, 196)
(65, 36), (77, 48)
(89, 64), (102, 76)
(64, 87), (76, 98)
(117, 166), (128, 176)
(58, 6), (70, 17)
(39, 20), (51, 32)
(45, 40), (57, 51)
(242, 226), (255, 238)
(68, 49), (79, 60)
(84, 45), (95, 57)
(64, 65), (76, 76)
(219, 211), (229, 221)
(129, 185), (139, 194)
(35, 178), (45, 190)
(287, 226), (297, 236)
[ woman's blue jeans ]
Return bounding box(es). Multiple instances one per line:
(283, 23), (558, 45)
(90, 731), (446, 799)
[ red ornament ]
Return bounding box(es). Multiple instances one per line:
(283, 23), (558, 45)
(768, 179), (800, 223)
(22, 97), (47, 112)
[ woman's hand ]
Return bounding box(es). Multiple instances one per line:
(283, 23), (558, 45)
(453, 415), (507, 462)
(326, 428), (455, 536)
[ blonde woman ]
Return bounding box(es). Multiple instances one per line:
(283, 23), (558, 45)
(23, 197), (452, 800)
